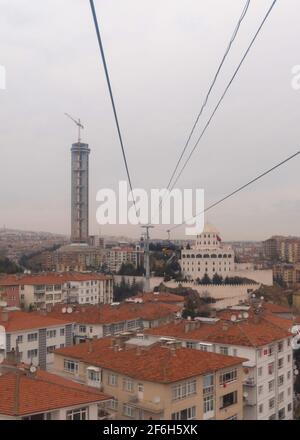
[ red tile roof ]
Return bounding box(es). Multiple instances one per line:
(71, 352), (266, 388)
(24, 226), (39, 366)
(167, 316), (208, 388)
(46, 302), (180, 325)
(0, 367), (110, 416)
(0, 272), (112, 287)
(54, 337), (246, 383)
(0, 310), (71, 332)
(145, 314), (292, 348)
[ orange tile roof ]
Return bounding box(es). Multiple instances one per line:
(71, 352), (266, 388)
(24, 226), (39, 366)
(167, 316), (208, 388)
(54, 337), (246, 383)
(0, 368), (110, 416)
(0, 310), (72, 332)
(145, 315), (292, 348)
(46, 302), (180, 325)
(0, 272), (112, 287)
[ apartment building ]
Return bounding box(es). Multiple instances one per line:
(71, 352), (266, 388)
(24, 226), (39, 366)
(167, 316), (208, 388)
(144, 308), (294, 420)
(0, 308), (73, 369)
(107, 246), (143, 273)
(45, 301), (180, 344)
(0, 275), (20, 307)
(0, 272), (113, 310)
(0, 363), (113, 420)
(273, 263), (300, 287)
(53, 336), (246, 420)
(263, 236), (300, 263)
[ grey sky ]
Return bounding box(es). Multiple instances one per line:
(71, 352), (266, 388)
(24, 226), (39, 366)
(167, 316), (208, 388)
(0, 0), (299, 241)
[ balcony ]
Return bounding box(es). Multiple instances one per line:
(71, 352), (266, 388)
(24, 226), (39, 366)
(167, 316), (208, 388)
(244, 377), (256, 387)
(127, 396), (164, 415)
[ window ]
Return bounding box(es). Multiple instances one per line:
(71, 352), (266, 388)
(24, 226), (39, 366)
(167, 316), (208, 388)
(88, 369), (100, 382)
(123, 378), (134, 393)
(67, 407), (88, 420)
(288, 386), (291, 396)
(278, 408), (285, 420)
(268, 362), (274, 375)
(278, 341), (284, 352)
(46, 330), (56, 339)
(107, 399), (118, 411)
(269, 414), (276, 420)
(172, 379), (196, 401)
(278, 358), (284, 370)
(108, 373), (118, 386)
(123, 404), (134, 418)
(79, 325), (86, 333)
(47, 345), (56, 354)
(269, 398), (275, 410)
(220, 346), (229, 355)
(203, 374), (214, 394)
(203, 395), (214, 414)
(60, 328), (65, 336)
(220, 391), (237, 409)
(268, 345), (274, 356)
(186, 341), (197, 349)
(268, 380), (275, 392)
(287, 354), (291, 363)
(27, 349), (38, 358)
(220, 369), (237, 385)
(258, 385), (263, 395)
(16, 335), (23, 344)
(172, 407), (196, 420)
(278, 391), (284, 404)
(259, 404), (263, 414)
(64, 359), (78, 374)
(288, 403), (292, 412)
(258, 367), (263, 377)
(278, 375), (284, 387)
(27, 333), (38, 342)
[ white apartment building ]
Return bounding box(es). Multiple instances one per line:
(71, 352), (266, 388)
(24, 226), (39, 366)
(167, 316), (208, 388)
(145, 310), (294, 420)
(2, 272), (114, 310)
(107, 246), (142, 273)
(180, 223), (235, 280)
(0, 309), (73, 369)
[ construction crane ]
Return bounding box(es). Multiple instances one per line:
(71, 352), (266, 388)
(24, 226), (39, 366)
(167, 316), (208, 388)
(65, 113), (84, 143)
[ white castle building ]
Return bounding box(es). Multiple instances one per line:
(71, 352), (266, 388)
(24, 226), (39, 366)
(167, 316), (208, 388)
(180, 223), (235, 280)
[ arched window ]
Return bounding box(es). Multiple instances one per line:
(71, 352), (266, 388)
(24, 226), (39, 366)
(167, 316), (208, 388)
(196, 254), (202, 258)
(187, 255), (190, 259)
(218, 254), (222, 258)
(223, 254), (227, 258)
(191, 254), (195, 258)
(204, 254), (209, 258)
(228, 254), (232, 258)
(211, 254), (217, 258)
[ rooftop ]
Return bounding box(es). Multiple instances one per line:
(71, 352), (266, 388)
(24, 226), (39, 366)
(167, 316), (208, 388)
(0, 366), (110, 416)
(45, 302), (180, 326)
(0, 272), (112, 287)
(0, 310), (71, 332)
(54, 337), (246, 384)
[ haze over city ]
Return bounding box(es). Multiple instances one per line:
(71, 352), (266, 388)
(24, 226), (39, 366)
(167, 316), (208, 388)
(1, 0), (299, 240)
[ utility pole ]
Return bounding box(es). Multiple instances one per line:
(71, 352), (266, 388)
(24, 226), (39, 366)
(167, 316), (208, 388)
(141, 225), (154, 292)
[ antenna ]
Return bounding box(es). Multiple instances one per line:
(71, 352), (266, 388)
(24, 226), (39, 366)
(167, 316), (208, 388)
(65, 113), (84, 143)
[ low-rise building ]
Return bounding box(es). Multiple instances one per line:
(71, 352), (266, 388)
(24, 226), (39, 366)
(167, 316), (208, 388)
(0, 272), (113, 310)
(0, 363), (113, 420)
(53, 336), (246, 420)
(45, 301), (180, 344)
(144, 307), (294, 420)
(0, 309), (73, 369)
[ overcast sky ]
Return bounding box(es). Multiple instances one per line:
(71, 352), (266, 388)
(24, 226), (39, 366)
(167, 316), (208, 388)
(0, 0), (299, 241)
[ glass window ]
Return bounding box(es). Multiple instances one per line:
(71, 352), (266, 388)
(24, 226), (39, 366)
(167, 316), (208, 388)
(67, 407), (88, 420)
(220, 391), (237, 409)
(64, 359), (78, 374)
(172, 379), (196, 401)
(172, 407), (196, 420)
(220, 369), (237, 385)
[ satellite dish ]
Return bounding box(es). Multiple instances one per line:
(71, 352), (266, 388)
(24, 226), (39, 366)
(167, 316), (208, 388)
(243, 392), (248, 398)
(291, 334), (300, 350)
(231, 315), (237, 322)
(291, 325), (300, 335)
(260, 296), (264, 301)
(30, 365), (37, 374)
(252, 294), (256, 298)
(67, 307), (73, 314)
(243, 312), (249, 319)
(238, 314), (242, 319)
(62, 307), (67, 314)
(295, 369), (299, 376)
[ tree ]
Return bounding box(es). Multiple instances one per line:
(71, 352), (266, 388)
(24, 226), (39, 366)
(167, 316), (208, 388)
(212, 273), (223, 285)
(182, 291), (213, 319)
(201, 273), (211, 285)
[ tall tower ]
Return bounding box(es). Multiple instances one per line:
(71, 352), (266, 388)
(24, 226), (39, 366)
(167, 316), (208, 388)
(71, 142), (90, 244)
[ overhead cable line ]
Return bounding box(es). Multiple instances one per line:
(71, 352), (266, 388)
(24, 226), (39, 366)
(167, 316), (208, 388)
(89, 0), (137, 215)
(169, 150), (300, 231)
(164, 0), (251, 195)
(164, 0), (278, 201)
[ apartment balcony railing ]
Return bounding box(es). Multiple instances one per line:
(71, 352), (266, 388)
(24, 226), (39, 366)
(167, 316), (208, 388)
(244, 377), (256, 387)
